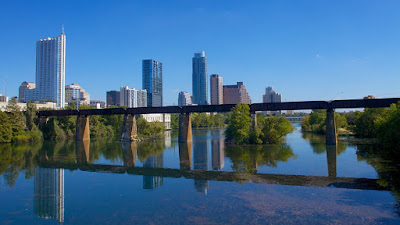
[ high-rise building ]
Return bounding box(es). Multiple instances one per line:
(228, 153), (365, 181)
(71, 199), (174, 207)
(178, 91), (192, 106)
(192, 51), (208, 105)
(25, 31), (66, 107)
(223, 82), (252, 104)
(34, 168), (64, 223)
(120, 86), (147, 108)
(65, 83), (90, 105)
(210, 74), (223, 105)
(142, 59), (163, 107)
(263, 86), (282, 114)
(106, 90), (120, 107)
(193, 141), (209, 194)
(19, 81), (36, 103)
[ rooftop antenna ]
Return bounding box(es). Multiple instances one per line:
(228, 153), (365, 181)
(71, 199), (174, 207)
(62, 24), (64, 34)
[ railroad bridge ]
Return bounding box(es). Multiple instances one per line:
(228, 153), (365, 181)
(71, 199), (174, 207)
(38, 98), (400, 145)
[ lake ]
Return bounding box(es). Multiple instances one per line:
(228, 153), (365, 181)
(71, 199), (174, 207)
(1, 124), (400, 224)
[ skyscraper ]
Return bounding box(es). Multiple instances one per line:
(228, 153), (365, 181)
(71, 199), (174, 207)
(192, 51), (207, 105)
(210, 74), (223, 105)
(142, 59), (163, 107)
(223, 82), (252, 104)
(19, 81), (35, 103)
(178, 91), (192, 106)
(25, 31), (66, 107)
(106, 90), (120, 107)
(120, 86), (147, 108)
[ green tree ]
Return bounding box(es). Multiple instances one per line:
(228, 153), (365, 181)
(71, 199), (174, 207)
(375, 102), (400, 150)
(225, 104), (252, 144)
(354, 108), (387, 138)
(0, 111), (12, 143)
(6, 98), (26, 135)
(260, 116), (295, 144)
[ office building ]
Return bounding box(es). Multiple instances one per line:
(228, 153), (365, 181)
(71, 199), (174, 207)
(210, 74), (223, 105)
(19, 81), (36, 103)
(192, 51), (207, 105)
(142, 59), (163, 107)
(223, 82), (252, 104)
(120, 86), (147, 108)
(141, 113), (171, 130)
(34, 168), (64, 223)
(106, 90), (120, 107)
(263, 86), (282, 114)
(65, 83), (90, 105)
(90, 100), (105, 109)
(178, 91), (192, 106)
(0, 94), (7, 103)
(25, 31), (66, 107)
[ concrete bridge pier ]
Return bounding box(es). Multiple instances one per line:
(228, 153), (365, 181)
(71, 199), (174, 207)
(179, 142), (192, 170)
(76, 115), (90, 141)
(121, 114), (137, 142)
(38, 117), (49, 130)
(326, 108), (337, 145)
(179, 113), (192, 143)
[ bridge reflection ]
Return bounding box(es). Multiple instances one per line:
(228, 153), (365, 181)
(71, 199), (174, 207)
(38, 139), (386, 192)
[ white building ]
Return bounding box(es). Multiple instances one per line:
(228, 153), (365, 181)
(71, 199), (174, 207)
(120, 86), (147, 108)
(0, 102), (58, 112)
(25, 31), (66, 108)
(178, 91), (192, 106)
(142, 113), (171, 130)
(65, 83), (90, 106)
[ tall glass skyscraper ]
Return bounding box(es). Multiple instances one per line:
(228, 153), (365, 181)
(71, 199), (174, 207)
(25, 31), (66, 107)
(142, 59), (163, 107)
(192, 51), (208, 105)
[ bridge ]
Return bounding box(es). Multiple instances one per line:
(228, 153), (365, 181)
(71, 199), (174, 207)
(36, 141), (388, 191)
(38, 98), (400, 145)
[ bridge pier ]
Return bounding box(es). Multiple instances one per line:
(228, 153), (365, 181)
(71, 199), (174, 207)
(326, 108), (337, 145)
(76, 139), (90, 165)
(122, 142), (137, 167)
(38, 116), (49, 130)
(326, 144), (337, 177)
(251, 112), (257, 129)
(121, 114), (137, 142)
(76, 115), (90, 141)
(179, 113), (192, 143)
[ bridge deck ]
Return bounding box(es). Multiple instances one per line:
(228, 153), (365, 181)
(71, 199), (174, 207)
(38, 98), (400, 117)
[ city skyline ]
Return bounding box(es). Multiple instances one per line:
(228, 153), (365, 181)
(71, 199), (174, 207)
(0, 1), (399, 106)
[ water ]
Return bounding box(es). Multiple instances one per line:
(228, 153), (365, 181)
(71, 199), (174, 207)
(1, 124), (400, 224)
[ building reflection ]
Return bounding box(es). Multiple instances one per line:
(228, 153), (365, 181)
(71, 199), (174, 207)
(211, 137), (224, 170)
(143, 152), (164, 189)
(193, 141), (209, 194)
(34, 167), (64, 223)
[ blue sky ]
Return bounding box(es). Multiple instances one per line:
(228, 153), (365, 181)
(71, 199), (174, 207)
(0, 0), (399, 105)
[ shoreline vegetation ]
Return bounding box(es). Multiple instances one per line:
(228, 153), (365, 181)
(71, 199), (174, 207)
(301, 102), (400, 150)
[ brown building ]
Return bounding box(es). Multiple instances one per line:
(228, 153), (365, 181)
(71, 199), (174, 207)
(223, 82), (252, 104)
(210, 74), (223, 105)
(106, 90), (120, 107)
(19, 81), (36, 103)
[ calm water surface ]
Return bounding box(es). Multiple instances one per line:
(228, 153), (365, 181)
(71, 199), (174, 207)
(1, 124), (400, 224)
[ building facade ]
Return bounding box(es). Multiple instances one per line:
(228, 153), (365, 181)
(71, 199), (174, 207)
(65, 83), (90, 106)
(25, 32), (66, 107)
(106, 90), (120, 107)
(192, 51), (208, 105)
(90, 100), (106, 109)
(19, 81), (36, 103)
(141, 113), (171, 130)
(178, 91), (192, 106)
(120, 86), (147, 108)
(223, 82), (252, 104)
(142, 59), (163, 107)
(210, 74), (223, 105)
(263, 86), (282, 114)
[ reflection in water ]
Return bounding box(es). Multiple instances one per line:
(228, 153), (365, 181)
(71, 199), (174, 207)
(179, 142), (192, 170)
(143, 153), (164, 189)
(76, 140), (90, 165)
(34, 168), (64, 223)
(302, 132), (347, 155)
(211, 133), (224, 170)
(326, 145), (337, 178)
(122, 142), (137, 167)
(193, 140), (209, 194)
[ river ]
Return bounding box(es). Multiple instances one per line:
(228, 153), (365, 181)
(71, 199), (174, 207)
(0, 123), (399, 224)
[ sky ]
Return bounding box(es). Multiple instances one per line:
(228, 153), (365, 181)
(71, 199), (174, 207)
(0, 0), (399, 106)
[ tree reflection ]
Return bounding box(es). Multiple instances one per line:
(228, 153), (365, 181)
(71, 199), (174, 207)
(302, 132), (347, 155)
(225, 144), (295, 173)
(137, 140), (166, 162)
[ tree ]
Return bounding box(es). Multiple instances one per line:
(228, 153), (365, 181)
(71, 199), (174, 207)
(354, 108), (387, 138)
(225, 104), (252, 144)
(260, 116), (295, 144)
(6, 98), (25, 135)
(375, 102), (400, 150)
(0, 111), (12, 143)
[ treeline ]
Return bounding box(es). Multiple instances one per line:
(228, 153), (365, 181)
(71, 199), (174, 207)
(301, 102), (400, 149)
(171, 113), (228, 129)
(0, 102), (165, 143)
(225, 104), (295, 145)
